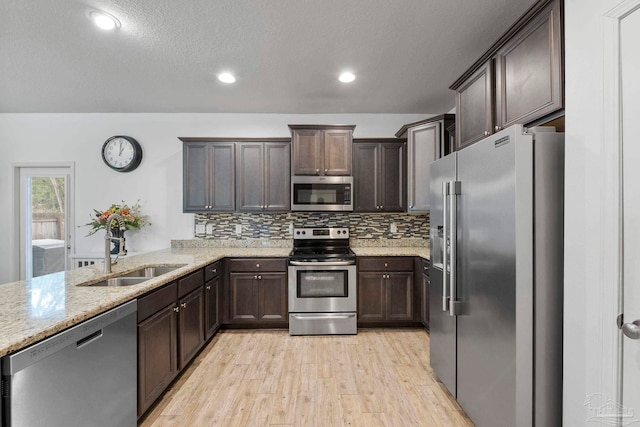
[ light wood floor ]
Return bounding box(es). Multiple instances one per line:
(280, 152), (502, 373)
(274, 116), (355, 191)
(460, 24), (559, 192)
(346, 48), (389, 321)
(138, 328), (474, 427)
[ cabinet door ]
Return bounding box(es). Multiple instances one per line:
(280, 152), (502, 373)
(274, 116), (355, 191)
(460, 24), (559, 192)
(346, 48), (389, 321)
(257, 272), (288, 321)
(386, 272), (413, 321)
(323, 129), (352, 175)
(264, 142), (290, 211)
(210, 143), (236, 211)
(292, 129), (322, 175)
(353, 143), (379, 212)
(236, 143), (265, 211)
(407, 122), (440, 213)
(379, 143), (405, 212)
(422, 272), (430, 330)
(456, 61), (494, 149)
(138, 303), (178, 417)
(495, 0), (562, 129)
(204, 276), (220, 340)
(183, 143), (210, 212)
(178, 288), (204, 369)
(230, 273), (259, 322)
(358, 272), (386, 322)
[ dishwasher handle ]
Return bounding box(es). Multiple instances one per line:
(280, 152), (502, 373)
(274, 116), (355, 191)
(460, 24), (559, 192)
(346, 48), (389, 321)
(76, 330), (103, 349)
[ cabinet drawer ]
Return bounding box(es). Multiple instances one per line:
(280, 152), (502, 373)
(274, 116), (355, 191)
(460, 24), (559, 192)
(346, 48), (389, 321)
(178, 269), (204, 298)
(205, 261), (221, 282)
(138, 281), (178, 323)
(229, 258), (287, 272)
(358, 257), (414, 272)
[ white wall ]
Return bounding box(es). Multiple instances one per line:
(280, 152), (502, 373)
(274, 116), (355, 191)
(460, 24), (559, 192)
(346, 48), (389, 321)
(0, 113), (428, 283)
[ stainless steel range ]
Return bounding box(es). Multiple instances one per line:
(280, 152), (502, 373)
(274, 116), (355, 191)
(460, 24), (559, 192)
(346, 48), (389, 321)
(288, 227), (357, 335)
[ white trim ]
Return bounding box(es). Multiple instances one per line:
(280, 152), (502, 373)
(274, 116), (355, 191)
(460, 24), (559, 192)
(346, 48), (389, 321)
(601, 0), (640, 417)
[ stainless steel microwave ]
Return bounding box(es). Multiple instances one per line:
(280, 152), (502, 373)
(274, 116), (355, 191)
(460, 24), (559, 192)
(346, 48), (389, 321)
(290, 176), (353, 211)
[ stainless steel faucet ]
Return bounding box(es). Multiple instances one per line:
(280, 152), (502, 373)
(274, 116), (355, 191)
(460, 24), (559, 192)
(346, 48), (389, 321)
(104, 213), (126, 273)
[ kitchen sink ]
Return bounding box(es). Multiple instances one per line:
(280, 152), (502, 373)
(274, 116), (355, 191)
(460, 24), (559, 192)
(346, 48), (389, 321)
(117, 264), (187, 278)
(86, 264), (187, 287)
(89, 277), (151, 287)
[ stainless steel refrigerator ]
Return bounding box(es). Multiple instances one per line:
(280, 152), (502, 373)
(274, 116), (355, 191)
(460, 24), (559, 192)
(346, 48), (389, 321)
(429, 124), (564, 427)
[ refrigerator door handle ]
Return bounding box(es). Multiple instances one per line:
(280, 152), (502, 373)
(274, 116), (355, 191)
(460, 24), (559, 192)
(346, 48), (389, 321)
(442, 181), (449, 312)
(449, 181), (462, 316)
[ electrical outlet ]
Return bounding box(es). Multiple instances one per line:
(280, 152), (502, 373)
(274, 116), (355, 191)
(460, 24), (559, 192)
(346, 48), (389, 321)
(235, 224), (242, 235)
(288, 222), (294, 235)
(390, 222), (397, 233)
(206, 224), (214, 234)
(195, 224), (206, 234)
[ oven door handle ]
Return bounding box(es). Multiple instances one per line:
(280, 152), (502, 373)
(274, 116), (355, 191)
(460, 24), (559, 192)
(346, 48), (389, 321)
(290, 313), (356, 320)
(289, 260), (356, 266)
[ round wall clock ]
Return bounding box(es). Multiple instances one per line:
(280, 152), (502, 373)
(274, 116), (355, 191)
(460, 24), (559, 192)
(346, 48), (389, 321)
(101, 135), (143, 172)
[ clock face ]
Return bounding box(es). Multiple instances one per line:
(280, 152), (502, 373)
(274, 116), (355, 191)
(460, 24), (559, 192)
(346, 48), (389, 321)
(101, 136), (142, 172)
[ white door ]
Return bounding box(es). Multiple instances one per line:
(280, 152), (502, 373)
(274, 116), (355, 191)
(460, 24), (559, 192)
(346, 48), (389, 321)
(620, 3), (640, 420)
(18, 166), (74, 280)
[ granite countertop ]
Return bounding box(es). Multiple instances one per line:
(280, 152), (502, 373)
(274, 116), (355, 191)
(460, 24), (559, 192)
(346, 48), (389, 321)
(0, 243), (429, 358)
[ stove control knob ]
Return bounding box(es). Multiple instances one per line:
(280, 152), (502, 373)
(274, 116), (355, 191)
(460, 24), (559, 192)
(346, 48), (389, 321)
(302, 231), (306, 235)
(337, 230), (341, 234)
(296, 231), (300, 235)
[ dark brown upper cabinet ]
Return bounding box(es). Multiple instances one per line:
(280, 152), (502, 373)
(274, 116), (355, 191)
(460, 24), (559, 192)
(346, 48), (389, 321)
(353, 139), (406, 212)
(181, 140), (235, 212)
(289, 125), (355, 176)
(236, 141), (290, 212)
(450, 0), (563, 149)
(395, 115), (455, 213)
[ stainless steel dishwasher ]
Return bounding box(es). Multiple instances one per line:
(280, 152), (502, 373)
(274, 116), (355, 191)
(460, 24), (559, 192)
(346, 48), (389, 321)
(1, 299), (137, 427)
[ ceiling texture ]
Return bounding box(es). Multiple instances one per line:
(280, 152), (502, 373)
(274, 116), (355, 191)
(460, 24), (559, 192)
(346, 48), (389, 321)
(0, 0), (536, 114)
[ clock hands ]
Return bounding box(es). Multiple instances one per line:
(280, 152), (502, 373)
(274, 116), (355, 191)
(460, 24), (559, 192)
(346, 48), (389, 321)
(118, 140), (124, 156)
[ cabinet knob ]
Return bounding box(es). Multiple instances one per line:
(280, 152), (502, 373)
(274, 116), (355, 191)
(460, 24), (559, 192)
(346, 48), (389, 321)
(258, 275), (262, 280)
(256, 263), (260, 268)
(212, 268), (217, 273)
(324, 169), (328, 173)
(181, 303), (187, 308)
(315, 169), (320, 175)
(206, 285), (211, 290)
(173, 307), (179, 313)
(254, 275), (258, 280)
(484, 131), (490, 136)
(384, 263), (388, 267)
(495, 125), (500, 131)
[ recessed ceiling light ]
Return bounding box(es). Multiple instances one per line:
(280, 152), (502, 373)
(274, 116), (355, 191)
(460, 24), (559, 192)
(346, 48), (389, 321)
(339, 72), (356, 83)
(87, 10), (120, 31)
(218, 73), (236, 84)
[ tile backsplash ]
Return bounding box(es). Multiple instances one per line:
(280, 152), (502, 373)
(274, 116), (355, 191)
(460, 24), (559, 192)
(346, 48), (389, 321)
(194, 212), (429, 240)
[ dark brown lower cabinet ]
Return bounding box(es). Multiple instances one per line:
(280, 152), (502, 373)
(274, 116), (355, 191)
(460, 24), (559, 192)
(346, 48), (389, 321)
(204, 274), (220, 340)
(137, 283), (180, 417)
(178, 288), (204, 369)
(229, 272), (287, 323)
(358, 257), (415, 325)
(420, 259), (430, 330)
(137, 268), (206, 418)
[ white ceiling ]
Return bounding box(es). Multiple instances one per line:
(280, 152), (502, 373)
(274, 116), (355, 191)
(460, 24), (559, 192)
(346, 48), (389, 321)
(0, 0), (536, 114)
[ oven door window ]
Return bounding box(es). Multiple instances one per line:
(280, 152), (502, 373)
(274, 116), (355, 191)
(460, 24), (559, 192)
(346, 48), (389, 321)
(297, 270), (349, 298)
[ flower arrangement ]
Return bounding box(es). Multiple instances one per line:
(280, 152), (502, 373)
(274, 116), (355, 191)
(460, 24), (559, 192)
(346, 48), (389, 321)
(84, 200), (150, 236)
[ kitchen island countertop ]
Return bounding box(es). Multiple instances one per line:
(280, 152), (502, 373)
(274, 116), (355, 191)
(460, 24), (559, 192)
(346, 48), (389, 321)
(0, 245), (429, 358)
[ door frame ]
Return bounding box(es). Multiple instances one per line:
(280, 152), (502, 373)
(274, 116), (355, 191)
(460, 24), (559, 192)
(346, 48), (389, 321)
(601, 0), (640, 416)
(13, 162), (76, 280)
